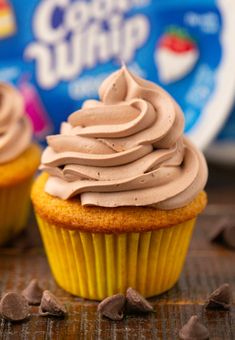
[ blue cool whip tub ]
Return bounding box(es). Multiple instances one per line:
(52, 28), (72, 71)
(0, 0), (235, 153)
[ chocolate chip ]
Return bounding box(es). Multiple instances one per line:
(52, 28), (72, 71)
(126, 287), (153, 314)
(208, 218), (227, 242)
(22, 279), (43, 305)
(98, 294), (126, 321)
(208, 217), (235, 249)
(0, 292), (30, 322)
(205, 283), (231, 310)
(39, 290), (67, 317)
(179, 315), (209, 340)
(223, 225), (235, 249)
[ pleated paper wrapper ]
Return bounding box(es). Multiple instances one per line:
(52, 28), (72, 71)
(36, 215), (195, 300)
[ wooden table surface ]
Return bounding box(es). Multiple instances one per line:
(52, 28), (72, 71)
(0, 164), (235, 340)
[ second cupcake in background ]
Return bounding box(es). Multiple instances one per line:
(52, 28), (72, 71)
(0, 83), (41, 245)
(32, 66), (208, 300)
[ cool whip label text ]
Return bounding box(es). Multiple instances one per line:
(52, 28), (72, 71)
(25, 0), (150, 89)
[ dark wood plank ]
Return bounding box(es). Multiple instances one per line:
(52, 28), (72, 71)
(0, 212), (235, 340)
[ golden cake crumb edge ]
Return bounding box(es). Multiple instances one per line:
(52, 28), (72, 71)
(31, 172), (207, 233)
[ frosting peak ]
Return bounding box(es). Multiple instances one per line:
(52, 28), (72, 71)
(0, 83), (32, 164)
(41, 67), (208, 209)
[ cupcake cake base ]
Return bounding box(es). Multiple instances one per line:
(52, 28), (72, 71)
(32, 173), (207, 300)
(0, 144), (41, 245)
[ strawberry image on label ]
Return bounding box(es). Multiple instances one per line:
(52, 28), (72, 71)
(155, 27), (199, 84)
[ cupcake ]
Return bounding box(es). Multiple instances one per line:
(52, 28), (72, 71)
(0, 83), (41, 245)
(32, 67), (207, 300)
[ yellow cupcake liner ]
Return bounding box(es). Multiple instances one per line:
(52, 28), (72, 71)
(0, 178), (33, 245)
(36, 214), (196, 300)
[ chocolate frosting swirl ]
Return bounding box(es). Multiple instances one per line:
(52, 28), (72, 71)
(41, 67), (208, 209)
(0, 83), (32, 164)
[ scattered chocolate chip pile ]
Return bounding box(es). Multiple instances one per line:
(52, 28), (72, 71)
(22, 279), (43, 305)
(39, 290), (67, 317)
(208, 217), (235, 249)
(0, 279), (66, 322)
(97, 287), (154, 321)
(1, 280), (233, 328)
(205, 283), (231, 310)
(0, 292), (30, 322)
(179, 315), (209, 340)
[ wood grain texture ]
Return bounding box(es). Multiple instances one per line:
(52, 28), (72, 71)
(0, 164), (235, 340)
